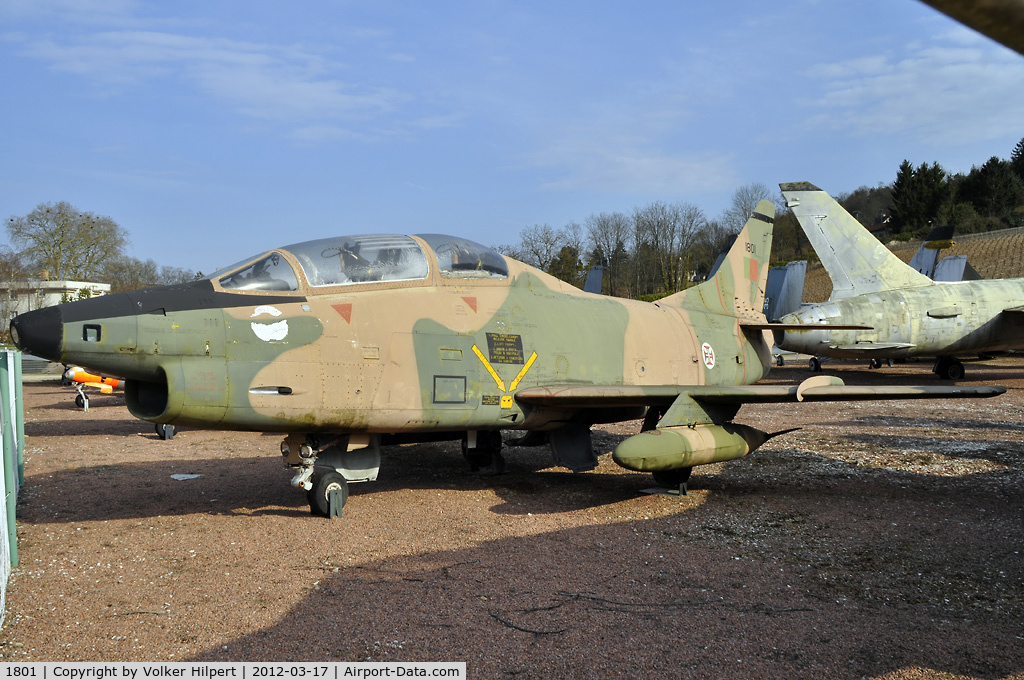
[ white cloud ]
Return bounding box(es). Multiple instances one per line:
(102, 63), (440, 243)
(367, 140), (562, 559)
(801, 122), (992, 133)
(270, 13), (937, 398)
(17, 29), (408, 124)
(0, 0), (140, 23)
(801, 29), (1024, 146)
(528, 135), (735, 196)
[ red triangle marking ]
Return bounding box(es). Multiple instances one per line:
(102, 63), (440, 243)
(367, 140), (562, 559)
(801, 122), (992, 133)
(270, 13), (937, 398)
(332, 303), (352, 323)
(462, 296), (478, 313)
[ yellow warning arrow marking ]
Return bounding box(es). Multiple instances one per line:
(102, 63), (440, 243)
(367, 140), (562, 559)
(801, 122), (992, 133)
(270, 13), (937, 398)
(472, 344), (506, 392)
(509, 351), (538, 391)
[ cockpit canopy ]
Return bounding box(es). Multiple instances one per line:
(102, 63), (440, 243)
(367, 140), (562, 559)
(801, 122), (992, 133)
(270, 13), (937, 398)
(216, 233), (508, 293)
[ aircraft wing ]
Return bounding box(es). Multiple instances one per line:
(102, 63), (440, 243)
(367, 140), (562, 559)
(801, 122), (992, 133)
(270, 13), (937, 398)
(517, 377), (1003, 474)
(82, 381), (116, 394)
(515, 375), (1002, 413)
(1002, 305), (1024, 315)
(741, 322), (872, 332)
(827, 342), (916, 353)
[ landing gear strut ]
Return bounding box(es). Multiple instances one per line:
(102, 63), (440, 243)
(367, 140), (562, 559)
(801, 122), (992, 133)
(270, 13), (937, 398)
(652, 467), (693, 495)
(282, 433), (381, 517)
(462, 431), (505, 474)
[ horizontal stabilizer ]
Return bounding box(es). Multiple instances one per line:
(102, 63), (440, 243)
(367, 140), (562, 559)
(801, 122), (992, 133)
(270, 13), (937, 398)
(742, 321), (872, 332)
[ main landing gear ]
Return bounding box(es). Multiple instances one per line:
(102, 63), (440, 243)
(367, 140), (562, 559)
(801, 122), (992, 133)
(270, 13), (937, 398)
(462, 430), (505, 474)
(281, 433), (381, 517)
(933, 356), (966, 380)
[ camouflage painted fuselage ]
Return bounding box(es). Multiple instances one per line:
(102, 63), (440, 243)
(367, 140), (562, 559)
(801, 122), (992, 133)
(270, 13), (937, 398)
(779, 278), (1024, 359)
(12, 236), (773, 437)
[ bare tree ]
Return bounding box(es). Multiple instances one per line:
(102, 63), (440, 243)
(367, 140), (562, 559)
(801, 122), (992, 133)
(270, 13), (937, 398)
(633, 201), (707, 293)
(7, 202), (128, 281)
(516, 224), (562, 271)
(721, 182), (773, 234)
(99, 257), (198, 293)
(561, 221), (584, 254)
(585, 211), (631, 295)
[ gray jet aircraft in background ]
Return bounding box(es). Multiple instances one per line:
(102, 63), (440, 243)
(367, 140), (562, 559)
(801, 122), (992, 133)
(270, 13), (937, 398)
(775, 182), (1024, 379)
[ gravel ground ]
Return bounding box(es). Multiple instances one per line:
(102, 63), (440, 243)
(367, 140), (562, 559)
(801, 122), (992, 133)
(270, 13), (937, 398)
(1, 357), (1023, 679)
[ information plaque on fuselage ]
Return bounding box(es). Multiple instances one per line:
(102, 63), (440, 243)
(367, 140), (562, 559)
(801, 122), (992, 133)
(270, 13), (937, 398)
(486, 333), (525, 364)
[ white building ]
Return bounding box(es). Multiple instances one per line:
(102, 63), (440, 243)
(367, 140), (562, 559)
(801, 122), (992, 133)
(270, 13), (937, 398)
(1, 278), (110, 326)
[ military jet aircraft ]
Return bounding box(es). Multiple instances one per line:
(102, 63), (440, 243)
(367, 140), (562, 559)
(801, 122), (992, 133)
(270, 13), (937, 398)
(776, 182), (1024, 379)
(9, 201), (1003, 515)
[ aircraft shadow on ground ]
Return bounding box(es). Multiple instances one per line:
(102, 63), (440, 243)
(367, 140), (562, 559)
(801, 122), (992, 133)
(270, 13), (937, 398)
(15, 440), (648, 524)
(828, 415), (1024, 433)
(837, 432), (1024, 466)
(15, 420), (1024, 676)
(18, 412), (1024, 524)
(179, 466), (1024, 679)
(25, 417), (154, 438)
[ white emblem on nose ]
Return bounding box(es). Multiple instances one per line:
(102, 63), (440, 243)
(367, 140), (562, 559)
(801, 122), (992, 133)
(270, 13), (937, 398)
(252, 320), (289, 341)
(251, 305), (283, 318)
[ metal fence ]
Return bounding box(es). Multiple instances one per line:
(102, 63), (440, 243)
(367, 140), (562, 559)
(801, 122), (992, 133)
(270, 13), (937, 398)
(0, 350), (25, 629)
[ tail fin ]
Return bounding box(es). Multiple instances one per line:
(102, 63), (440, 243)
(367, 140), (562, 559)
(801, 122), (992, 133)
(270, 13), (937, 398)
(665, 199), (774, 318)
(780, 182), (932, 300)
(763, 260), (807, 321)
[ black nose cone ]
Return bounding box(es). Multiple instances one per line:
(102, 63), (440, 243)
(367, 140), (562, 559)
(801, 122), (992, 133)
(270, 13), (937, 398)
(10, 306), (63, 362)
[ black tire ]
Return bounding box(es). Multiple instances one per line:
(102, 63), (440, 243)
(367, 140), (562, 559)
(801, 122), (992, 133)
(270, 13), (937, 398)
(462, 431), (503, 471)
(155, 423), (176, 440)
(809, 357), (821, 373)
(308, 471), (349, 517)
(944, 361), (966, 381)
(75, 394), (86, 408)
(652, 467), (692, 488)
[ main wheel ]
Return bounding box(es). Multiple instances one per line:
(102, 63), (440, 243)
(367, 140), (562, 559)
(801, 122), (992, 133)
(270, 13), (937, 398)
(155, 423), (176, 440)
(943, 360), (966, 381)
(462, 431), (503, 472)
(652, 467), (692, 488)
(809, 357), (821, 372)
(308, 471), (349, 517)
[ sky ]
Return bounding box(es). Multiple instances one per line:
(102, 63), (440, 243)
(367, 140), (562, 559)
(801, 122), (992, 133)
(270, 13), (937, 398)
(2, 0), (1023, 275)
